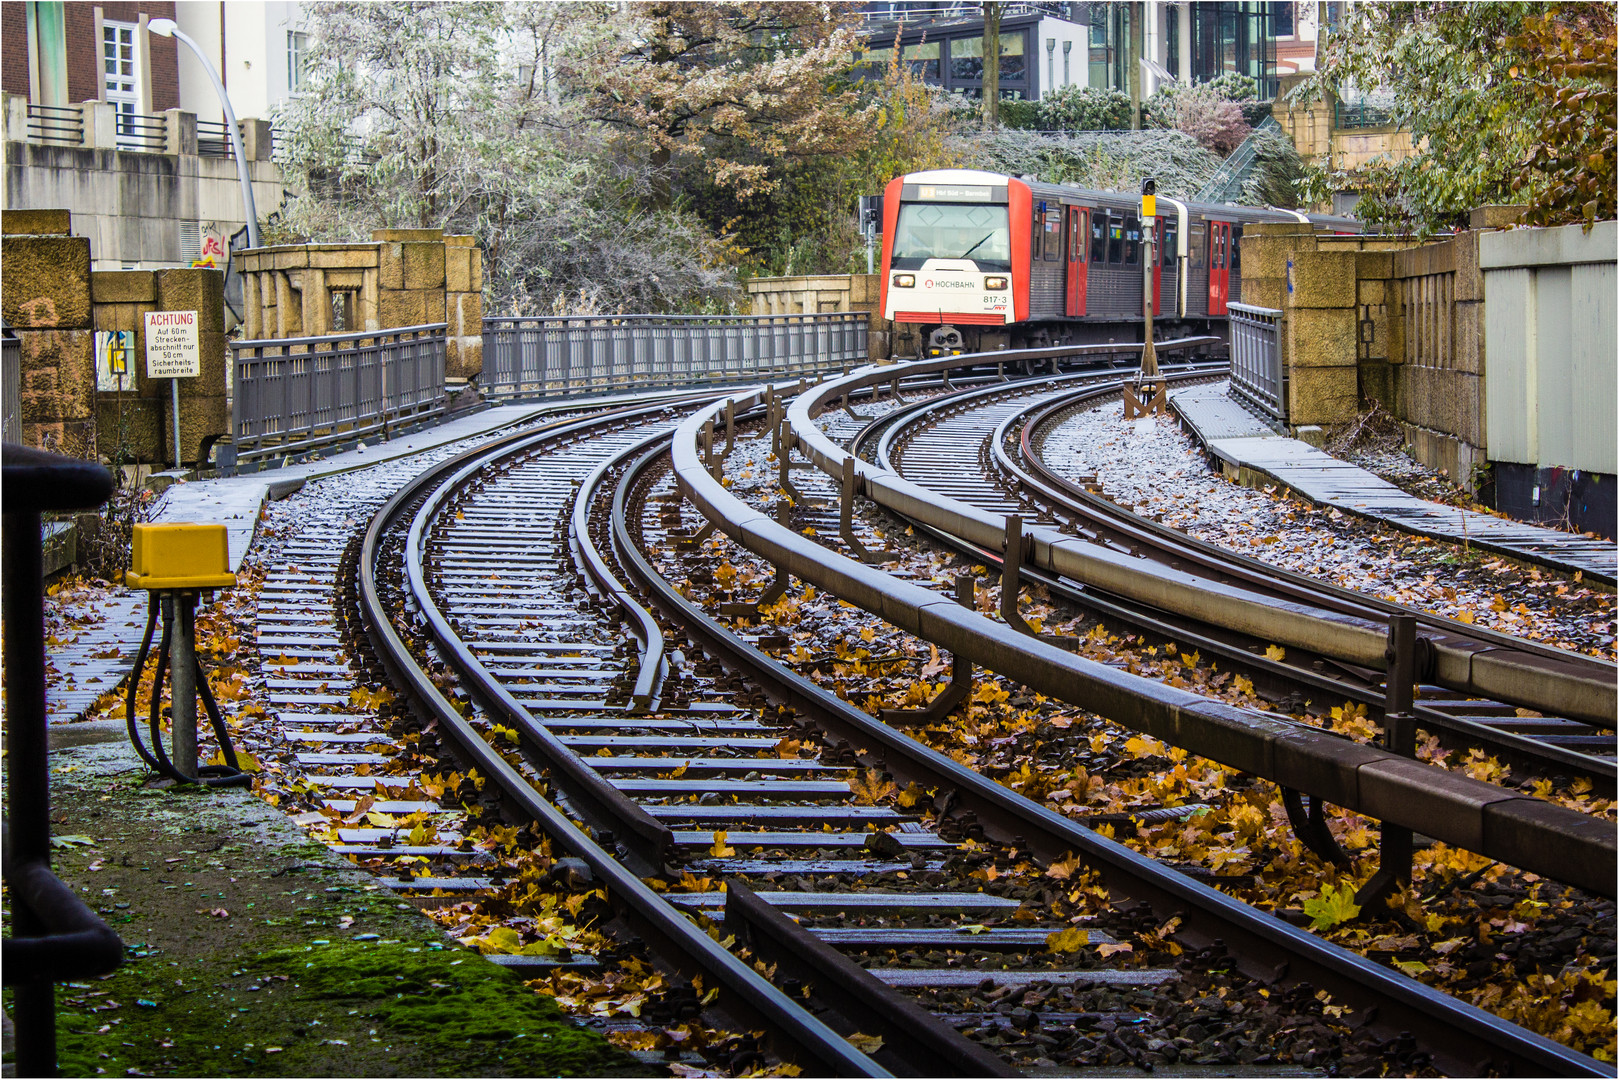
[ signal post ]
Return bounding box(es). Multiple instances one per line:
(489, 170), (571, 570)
(1123, 177), (1166, 418)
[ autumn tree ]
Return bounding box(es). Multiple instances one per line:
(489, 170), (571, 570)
(574, 2), (877, 206)
(1298, 1), (1616, 234)
(276, 2), (735, 313)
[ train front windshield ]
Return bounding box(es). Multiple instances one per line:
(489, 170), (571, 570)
(891, 203), (1012, 272)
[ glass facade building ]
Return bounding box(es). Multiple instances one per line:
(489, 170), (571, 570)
(1165, 2), (1281, 98)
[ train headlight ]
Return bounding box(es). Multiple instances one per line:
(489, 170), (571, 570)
(983, 276), (1009, 290)
(891, 273), (916, 289)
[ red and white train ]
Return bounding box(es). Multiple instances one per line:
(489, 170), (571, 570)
(878, 168), (1361, 354)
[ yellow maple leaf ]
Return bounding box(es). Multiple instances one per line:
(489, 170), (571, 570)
(1046, 927), (1091, 952)
(896, 782), (925, 809)
(850, 769), (897, 805)
(1455, 610), (1476, 624)
(1264, 644), (1286, 662)
(708, 831), (735, 857)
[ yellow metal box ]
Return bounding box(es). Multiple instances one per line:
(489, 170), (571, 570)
(125, 523), (237, 590)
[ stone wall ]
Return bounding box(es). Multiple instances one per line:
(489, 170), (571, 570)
(746, 274), (891, 361)
(91, 267), (229, 466)
(1, 209), (226, 466)
(236, 229), (483, 380)
(1237, 209), (1594, 493)
(2, 208), (95, 455)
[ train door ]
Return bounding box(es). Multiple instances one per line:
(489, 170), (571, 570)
(1207, 220), (1231, 315)
(1151, 216), (1164, 316)
(1065, 206), (1088, 317)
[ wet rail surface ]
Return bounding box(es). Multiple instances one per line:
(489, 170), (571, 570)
(854, 374), (1616, 791)
(242, 374), (1609, 1075)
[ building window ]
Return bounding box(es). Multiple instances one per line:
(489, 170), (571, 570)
(1167, 6), (1179, 79)
(1272, 0), (1295, 37)
(103, 20), (141, 149)
(950, 36), (983, 81)
(287, 30), (308, 92)
(904, 40), (940, 79)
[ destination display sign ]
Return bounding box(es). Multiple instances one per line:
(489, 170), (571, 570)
(916, 185), (993, 202)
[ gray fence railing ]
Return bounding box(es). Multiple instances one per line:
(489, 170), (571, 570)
(481, 313), (869, 400)
(1226, 302), (1285, 423)
(230, 323), (446, 465)
(3, 333), (21, 445)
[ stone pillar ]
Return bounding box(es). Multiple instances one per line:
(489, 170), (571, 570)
(4, 92), (29, 143)
(1, 210), (96, 456)
(1283, 243), (1360, 427)
(443, 234), (483, 380)
(155, 268), (229, 467)
(80, 100), (116, 150)
(239, 118), (273, 162)
(163, 109), (197, 158)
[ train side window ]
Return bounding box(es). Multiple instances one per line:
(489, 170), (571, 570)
(1043, 210), (1063, 261)
(1107, 215), (1124, 264)
(1091, 211), (1108, 263)
(1190, 223), (1205, 269)
(1069, 210), (1083, 263)
(1123, 215), (1140, 266)
(1231, 224), (1242, 270)
(1162, 222), (1177, 267)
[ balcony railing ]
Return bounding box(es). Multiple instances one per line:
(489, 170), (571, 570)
(114, 111), (166, 153)
(196, 119), (236, 159)
(25, 104), (83, 146)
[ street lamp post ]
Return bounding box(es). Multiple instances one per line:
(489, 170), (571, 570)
(147, 18), (260, 249)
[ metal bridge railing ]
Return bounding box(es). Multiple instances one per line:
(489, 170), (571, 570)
(1226, 302), (1285, 423)
(230, 323), (447, 466)
(480, 313), (869, 401)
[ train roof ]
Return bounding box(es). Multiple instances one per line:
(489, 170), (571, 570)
(895, 169), (1361, 231)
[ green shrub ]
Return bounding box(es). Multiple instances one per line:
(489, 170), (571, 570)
(1034, 85), (1132, 131)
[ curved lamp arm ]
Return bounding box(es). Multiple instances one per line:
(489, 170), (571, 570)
(148, 17), (261, 249)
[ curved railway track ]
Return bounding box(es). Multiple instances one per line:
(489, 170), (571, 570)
(856, 374), (1616, 790)
(246, 369), (1611, 1075)
(314, 380), (1606, 1074)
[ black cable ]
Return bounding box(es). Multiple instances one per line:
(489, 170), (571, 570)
(125, 591), (252, 788)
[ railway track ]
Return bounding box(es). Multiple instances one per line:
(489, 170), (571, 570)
(241, 370), (1611, 1074)
(856, 373), (1616, 790)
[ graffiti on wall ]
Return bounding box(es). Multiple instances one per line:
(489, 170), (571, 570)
(191, 234), (226, 269)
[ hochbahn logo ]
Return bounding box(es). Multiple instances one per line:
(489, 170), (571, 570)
(924, 279), (975, 289)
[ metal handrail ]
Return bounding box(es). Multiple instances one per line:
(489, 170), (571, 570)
(26, 103), (84, 145)
(229, 323), (447, 467)
(196, 119), (235, 158)
(115, 111), (166, 152)
(1226, 301), (1285, 422)
(481, 312), (867, 401)
(1, 444), (125, 1078)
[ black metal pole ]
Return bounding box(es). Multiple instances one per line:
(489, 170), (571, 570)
(1357, 615), (1418, 912)
(4, 507), (58, 1077)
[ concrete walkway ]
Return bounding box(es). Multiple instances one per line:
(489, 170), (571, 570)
(1170, 383), (1617, 585)
(45, 393), (678, 726)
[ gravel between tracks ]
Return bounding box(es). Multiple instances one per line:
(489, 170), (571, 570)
(1037, 393), (1616, 661)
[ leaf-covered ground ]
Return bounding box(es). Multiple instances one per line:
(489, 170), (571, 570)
(683, 408), (1616, 1062)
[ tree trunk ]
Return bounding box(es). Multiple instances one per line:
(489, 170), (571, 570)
(983, 1), (1001, 131)
(1130, 1), (1144, 130)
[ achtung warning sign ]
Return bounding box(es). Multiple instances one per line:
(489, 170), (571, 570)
(144, 310), (200, 378)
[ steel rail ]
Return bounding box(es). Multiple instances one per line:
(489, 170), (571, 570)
(989, 388), (1616, 781)
(357, 400), (889, 1077)
(676, 387), (1615, 897)
(631, 415), (1608, 1078)
(786, 353), (1616, 728)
